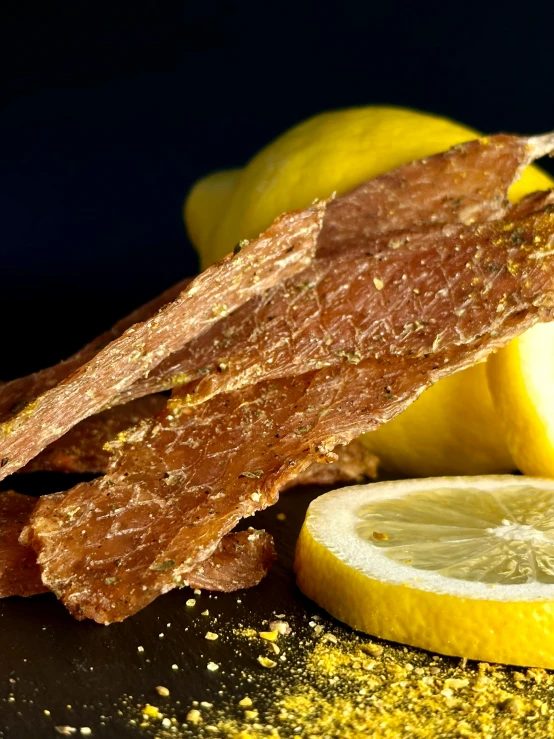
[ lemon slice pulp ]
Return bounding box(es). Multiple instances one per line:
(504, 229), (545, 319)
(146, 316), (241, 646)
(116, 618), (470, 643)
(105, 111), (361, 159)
(295, 476), (554, 667)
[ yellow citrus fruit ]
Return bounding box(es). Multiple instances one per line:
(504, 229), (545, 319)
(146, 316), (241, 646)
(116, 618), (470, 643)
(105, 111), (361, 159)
(184, 107), (553, 476)
(487, 323), (554, 476)
(184, 169), (240, 260)
(295, 476), (554, 667)
(363, 364), (513, 477)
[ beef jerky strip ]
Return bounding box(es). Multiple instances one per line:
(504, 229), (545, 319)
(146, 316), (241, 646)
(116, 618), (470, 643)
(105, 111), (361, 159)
(104, 195), (554, 420)
(23, 395), (168, 474)
(0, 278), (192, 423)
(24, 205), (554, 622)
(2, 135), (549, 433)
(0, 492), (47, 597)
(0, 490), (274, 598)
(186, 528), (276, 592)
(316, 133), (554, 257)
(0, 205), (326, 481)
(22, 144), (548, 481)
(1, 136), (551, 475)
(24, 386), (378, 484)
(101, 135), (554, 409)
(282, 438), (378, 489)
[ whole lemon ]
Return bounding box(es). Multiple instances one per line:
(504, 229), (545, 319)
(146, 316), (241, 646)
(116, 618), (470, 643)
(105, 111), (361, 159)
(184, 106), (553, 476)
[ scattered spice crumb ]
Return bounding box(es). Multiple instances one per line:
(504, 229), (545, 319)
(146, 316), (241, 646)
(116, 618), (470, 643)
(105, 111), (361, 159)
(269, 620), (291, 635)
(142, 704), (162, 719)
(276, 512), (286, 521)
(257, 656), (277, 669)
(185, 598), (196, 607)
(155, 686), (170, 697)
(201, 610), (210, 616)
(119, 610), (554, 738)
(186, 709), (202, 724)
(259, 630), (279, 642)
(205, 632), (219, 641)
(207, 662), (219, 672)
(360, 642), (383, 658)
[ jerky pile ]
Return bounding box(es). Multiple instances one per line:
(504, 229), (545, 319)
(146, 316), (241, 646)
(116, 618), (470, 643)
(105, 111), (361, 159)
(2, 132), (554, 623)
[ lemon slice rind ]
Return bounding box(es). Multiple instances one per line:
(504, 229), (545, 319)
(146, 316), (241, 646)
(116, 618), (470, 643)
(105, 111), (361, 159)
(295, 475), (554, 667)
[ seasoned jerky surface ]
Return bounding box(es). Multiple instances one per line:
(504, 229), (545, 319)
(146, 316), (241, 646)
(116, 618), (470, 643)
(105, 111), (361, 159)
(283, 439), (378, 489)
(0, 205), (325, 480)
(23, 395), (167, 474)
(24, 393), (377, 482)
(2, 136), (540, 421)
(0, 492), (46, 598)
(187, 529), (275, 592)
(0, 490), (274, 598)
(1, 135), (551, 480)
(0, 278), (191, 423)
(25, 204), (554, 623)
(80, 134), (554, 410)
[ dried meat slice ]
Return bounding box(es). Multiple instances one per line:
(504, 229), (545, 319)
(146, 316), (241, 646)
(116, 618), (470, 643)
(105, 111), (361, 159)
(101, 193), (554, 423)
(316, 133), (554, 257)
(282, 439), (378, 489)
(25, 392), (378, 485)
(0, 205), (325, 481)
(0, 278), (192, 423)
(0, 489), (274, 598)
(23, 395), (168, 474)
(187, 529), (275, 592)
(0, 492), (46, 598)
(100, 135), (554, 410)
(1, 134), (551, 475)
(25, 205), (554, 622)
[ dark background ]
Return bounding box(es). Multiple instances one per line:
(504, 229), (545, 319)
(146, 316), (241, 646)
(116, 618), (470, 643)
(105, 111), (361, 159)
(2, 0), (554, 379)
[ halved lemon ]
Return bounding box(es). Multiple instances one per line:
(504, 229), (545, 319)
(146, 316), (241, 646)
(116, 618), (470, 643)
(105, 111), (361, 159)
(295, 476), (554, 667)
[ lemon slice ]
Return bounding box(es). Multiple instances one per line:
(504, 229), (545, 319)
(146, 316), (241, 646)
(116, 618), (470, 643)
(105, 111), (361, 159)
(295, 476), (554, 667)
(487, 323), (554, 476)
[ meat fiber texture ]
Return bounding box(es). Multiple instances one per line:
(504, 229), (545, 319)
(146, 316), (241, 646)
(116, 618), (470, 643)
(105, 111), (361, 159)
(0, 279), (191, 422)
(0, 490), (274, 598)
(0, 205), (325, 480)
(21, 134), (554, 623)
(23, 395), (168, 474)
(1, 134), (551, 477)
(0, 492), (46, 598)
(24, 393), (377, 485)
